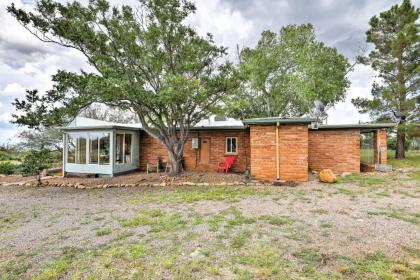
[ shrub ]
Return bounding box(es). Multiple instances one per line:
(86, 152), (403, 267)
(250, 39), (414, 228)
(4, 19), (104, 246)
(20, 148), (52, 186)
(0, 162), (18, 175)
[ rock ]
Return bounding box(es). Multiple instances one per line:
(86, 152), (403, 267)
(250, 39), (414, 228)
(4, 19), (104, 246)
(183, 182), (195, 186)
(319, 169), (337, 183)
(78, 184), (86, 189)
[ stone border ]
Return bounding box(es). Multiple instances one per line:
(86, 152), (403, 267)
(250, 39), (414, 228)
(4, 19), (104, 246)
(1, 178), (274, 189)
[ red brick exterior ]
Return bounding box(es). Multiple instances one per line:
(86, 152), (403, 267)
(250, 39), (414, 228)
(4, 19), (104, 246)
(138, 126), (388, 181)
(308, 129), (360, 174)
(374, 129), (387, 165)
(249, 124), (308, 182)
(139, 130), (250, 173)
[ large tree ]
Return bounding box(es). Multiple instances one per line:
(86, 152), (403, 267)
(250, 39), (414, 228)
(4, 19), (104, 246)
(352, 0), (419, 159)
(8, 0), (235, 175)
(227, 24), (351, 119)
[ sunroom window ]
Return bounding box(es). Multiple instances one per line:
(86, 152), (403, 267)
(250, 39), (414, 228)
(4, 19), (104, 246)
(88, 132), (110, 165)
(116, 133), (132, 164)
(67, 132), (110, 165)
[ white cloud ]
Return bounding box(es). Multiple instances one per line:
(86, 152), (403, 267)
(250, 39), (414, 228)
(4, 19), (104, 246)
(0, 112), (13, 123)
(0, 101), (3, 108)
(2, 82), (26, 97)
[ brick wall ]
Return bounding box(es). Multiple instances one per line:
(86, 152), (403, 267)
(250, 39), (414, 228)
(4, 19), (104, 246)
(249, 124), (308, 182)
(139, 130), (250, 172)
(374, 129), (387, 165)
(279, 124), (309, 181)
(308, 129), (360, 174)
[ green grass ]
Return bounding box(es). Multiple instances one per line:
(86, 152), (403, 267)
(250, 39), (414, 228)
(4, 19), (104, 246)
(128, 186), (271, 204)
(388, 150), (420, 168)
(119, 209), (187, 233)
(95, 228), (112, 236)
(337, 174), (390, 187)
(368, 208), (420, 225)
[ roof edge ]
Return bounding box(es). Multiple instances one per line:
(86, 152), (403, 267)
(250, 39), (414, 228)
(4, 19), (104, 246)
(312, 123), (396, 130)
(243, 117), (316, 125)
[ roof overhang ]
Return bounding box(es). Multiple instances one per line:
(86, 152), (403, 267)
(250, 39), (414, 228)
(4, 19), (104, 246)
(60, 125), (141, 131)
(243, 117), (316, 125)
(312, 123), (396, 131)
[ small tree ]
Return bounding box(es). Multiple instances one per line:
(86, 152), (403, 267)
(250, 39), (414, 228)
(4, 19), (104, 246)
(21, 148), (53, 187)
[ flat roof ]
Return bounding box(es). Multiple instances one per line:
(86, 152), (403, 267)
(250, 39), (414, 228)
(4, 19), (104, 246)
(313, 123), (396, 130)
(243, 117), (316, 125)
(61, 125), (141, 131)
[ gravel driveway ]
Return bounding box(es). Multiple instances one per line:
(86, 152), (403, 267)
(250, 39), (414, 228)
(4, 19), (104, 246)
(0, 170), (419, 279)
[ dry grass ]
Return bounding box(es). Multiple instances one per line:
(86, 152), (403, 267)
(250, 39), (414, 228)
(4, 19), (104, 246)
(0, 168), (419, 279)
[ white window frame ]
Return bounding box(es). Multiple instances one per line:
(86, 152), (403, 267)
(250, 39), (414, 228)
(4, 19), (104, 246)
(225, 137), (238, 155)
(115, 132), (133, 164)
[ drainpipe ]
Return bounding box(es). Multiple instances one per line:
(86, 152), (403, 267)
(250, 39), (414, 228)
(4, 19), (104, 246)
(276, 122), (280, 181)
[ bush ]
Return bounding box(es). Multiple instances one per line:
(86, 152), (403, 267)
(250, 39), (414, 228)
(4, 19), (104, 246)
(21, 148), (52, 186)
(0, 162), (18, 175)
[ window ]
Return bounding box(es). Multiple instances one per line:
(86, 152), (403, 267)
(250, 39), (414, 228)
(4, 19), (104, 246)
(89, 135), (99, 164)
(76, 137), (87, 164)
(99, 133), (110, 165)
(67, 132), (110, 165)
(67, 134), (76, 163)
(67, 133), (86, 164)
(116, 133), (132, 164)
(225, 137), (237, 154)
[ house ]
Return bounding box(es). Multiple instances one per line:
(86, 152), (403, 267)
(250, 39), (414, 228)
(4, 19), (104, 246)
(61, 116), (394, 182)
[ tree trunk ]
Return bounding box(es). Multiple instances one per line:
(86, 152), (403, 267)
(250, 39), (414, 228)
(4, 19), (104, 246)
(395, 124), (405, 159)
(168, 149), (183, 176)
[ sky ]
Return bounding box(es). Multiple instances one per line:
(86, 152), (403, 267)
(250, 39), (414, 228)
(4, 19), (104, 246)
(0, 0), (417, 144)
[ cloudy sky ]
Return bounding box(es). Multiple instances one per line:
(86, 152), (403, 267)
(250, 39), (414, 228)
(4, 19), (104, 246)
(0, 0), (416, 144)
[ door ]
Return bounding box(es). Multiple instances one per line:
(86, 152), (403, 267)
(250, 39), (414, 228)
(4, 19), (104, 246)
(200, 138), (210, 164)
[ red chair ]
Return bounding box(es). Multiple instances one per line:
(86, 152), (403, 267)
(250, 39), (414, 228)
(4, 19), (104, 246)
(216, 155), (235, 173)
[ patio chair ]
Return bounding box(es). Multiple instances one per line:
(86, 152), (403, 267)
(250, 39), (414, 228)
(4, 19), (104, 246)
(216, 155), (235, 173)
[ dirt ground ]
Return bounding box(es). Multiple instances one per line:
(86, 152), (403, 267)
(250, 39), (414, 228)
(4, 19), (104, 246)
(0, 169), (419, 279)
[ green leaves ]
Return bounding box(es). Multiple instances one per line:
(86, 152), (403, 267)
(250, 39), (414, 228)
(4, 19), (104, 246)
(228, 24), (350, 119)
(351, 0), (419, 158)
(8, 0), (234, 174)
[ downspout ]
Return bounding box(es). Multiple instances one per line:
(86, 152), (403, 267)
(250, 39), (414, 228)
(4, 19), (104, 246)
(276, 122), (280, 181)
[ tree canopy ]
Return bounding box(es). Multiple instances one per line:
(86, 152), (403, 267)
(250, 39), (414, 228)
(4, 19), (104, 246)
(352, 0), (419, 158)
(8, 0), (235, 174)
(227, 24), (351, 119)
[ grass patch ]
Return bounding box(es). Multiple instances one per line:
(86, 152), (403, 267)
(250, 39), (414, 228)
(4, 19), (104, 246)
(337, 251), (419, 280)
(388, 150), (420, 168)
(232, 245), (291, 279)
(95, 228), (112, 237)
(368, 208), (420, 225)
(128, 186), (270, 204)
(319, 220), (332, 229)
(310, 208), (328, 215)
(260, 214), (293, 226)
(338, 174), (390, 187)
(230, 231), (251, 249)
(120, 209), (187, 233)
(207, 207), (256, 231)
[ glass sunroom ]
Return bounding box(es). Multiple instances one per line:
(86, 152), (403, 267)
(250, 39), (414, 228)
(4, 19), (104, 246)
(62, 118), (140, 176)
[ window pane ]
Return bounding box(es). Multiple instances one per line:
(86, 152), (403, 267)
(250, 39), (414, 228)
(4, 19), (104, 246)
(116, 134), (124, 164)
(76, 137), (87, 164)
(125, 134), (132, 164)
(231, 138), (237, 153)
(67, 134), (76, 163)
(89, 135), (99, 164)
(99, 133), (110, 165)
